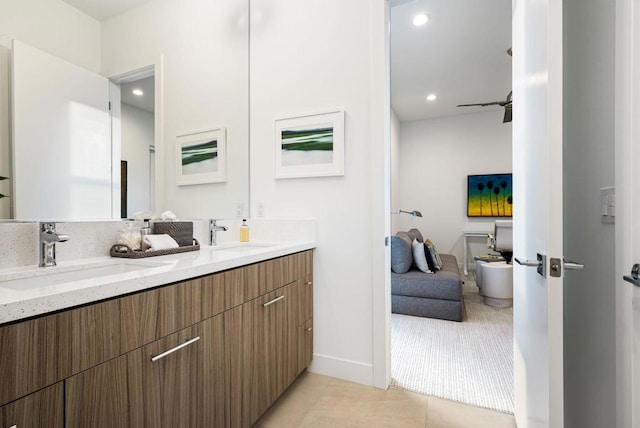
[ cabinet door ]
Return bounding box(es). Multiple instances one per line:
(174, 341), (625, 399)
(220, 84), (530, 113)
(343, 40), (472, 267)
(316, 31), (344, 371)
(129, 315), (225, 427)
(242, 286), (292, 425)
(66, 316), (225, 427)
(0, 383), (63, 428)
(298, 319), (313, 374)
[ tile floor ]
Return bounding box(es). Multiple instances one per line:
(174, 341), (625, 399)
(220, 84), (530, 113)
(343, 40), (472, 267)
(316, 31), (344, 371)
(256, 372), (517, 427)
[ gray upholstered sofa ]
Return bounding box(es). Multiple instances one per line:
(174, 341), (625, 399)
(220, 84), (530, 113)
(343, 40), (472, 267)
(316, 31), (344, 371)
(391, 229), (464, 322)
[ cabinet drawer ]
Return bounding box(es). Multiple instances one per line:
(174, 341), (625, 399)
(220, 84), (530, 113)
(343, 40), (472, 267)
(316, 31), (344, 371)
(119, 277), (202, 354)
(0, 314), (67, 406)
(0, 383), (63, 428)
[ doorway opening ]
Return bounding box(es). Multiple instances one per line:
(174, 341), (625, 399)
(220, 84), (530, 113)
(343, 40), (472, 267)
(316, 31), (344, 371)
(388, 0), (514, 414)
(110, 66), (156, 219)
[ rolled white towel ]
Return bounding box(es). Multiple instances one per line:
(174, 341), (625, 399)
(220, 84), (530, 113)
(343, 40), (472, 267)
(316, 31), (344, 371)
(160, 210), (178, 221)
(143, 234), (179, 251)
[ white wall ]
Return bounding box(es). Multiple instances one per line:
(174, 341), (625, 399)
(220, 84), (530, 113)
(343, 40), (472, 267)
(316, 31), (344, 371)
(0, 0), (101, 219)
(121, 103), (153, 216)
(101, 0), (249, 220)
(391, 109), (401, 234)
(563, 0), (616, 425)
(250, 0), (386, 385)
(396, 110), (512, 264)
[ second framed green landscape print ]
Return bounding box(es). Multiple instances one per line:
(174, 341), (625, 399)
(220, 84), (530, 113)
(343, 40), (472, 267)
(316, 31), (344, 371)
(274, 110), (345, 179)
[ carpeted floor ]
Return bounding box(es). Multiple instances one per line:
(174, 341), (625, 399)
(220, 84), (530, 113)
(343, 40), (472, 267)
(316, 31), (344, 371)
(390, 277), (514, 414)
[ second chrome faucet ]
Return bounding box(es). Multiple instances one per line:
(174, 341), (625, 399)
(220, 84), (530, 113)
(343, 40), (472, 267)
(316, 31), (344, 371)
(209, 219), (228, 246)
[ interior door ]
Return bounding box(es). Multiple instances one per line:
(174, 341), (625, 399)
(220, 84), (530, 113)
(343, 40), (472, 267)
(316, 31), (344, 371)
(616, 0), (640, 425)
(12, 40), (112, 220)
(512, 0), (565, 426)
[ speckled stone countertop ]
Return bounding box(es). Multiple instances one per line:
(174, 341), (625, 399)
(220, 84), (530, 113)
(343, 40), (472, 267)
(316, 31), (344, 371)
(0, 241), (315, 325)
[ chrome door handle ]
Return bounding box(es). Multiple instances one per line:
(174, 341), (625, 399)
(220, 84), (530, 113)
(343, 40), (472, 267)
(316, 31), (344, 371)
(514, 258), (540, 267)
(563, 258), (584, 270)
(623, 263), (640, 286)
(514, 253), (547, 277)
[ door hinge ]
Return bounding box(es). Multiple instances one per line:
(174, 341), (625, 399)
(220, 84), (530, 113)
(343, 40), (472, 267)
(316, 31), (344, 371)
(108, 101), (111, 111)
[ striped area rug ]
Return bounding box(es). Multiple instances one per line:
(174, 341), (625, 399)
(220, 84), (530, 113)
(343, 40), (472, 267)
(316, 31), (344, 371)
(390, 278), (514, 414)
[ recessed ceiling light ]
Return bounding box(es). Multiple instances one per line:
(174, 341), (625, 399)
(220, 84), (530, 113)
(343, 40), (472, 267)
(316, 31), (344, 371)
(413, 13), (430, 26)
(132, 89), (143, 96)
(426, 94), (437, 102)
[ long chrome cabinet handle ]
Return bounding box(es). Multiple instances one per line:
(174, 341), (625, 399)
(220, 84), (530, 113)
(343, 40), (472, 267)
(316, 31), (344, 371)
(263, 295), (285, 307)
(151, 336), (200, 362)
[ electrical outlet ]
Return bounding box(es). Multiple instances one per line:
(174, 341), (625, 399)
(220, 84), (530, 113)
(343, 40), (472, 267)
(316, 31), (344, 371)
(235, 203), (243, 218)
(257, 202), (265, 218)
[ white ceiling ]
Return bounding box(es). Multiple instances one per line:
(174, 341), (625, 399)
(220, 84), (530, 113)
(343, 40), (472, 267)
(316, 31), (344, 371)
(391, 0), (512, 122)
(121, 76), (155, 113)
(62, 0), (510, 123)
(61, 0), (150, 21)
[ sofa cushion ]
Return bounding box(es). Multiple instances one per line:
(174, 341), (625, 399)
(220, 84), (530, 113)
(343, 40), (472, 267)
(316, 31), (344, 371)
(391, 254), (461, 301)
(412, 238), (432, 273)
(391, 233), (413, 273)
(407, 228), (424, 243)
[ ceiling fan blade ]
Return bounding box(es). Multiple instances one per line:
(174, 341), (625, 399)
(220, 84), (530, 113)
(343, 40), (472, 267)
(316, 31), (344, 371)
(503, 106), (513, 123)
(457, 101), (503, 107)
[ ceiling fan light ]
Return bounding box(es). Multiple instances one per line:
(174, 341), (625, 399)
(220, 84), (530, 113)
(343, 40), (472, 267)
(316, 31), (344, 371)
(413, 13), (430, 26)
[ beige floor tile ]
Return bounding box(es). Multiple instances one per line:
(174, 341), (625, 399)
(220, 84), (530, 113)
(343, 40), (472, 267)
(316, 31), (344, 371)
(426, 396), (516, 428)
(256, 372), (332, 427)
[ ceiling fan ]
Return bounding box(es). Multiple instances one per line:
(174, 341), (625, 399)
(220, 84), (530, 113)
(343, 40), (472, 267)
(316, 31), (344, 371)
(457, 90), (513, 123)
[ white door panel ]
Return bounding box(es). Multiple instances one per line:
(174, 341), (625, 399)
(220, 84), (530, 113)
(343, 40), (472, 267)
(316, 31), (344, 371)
(12, 40), (111, 220)
(513, 0), (564, 426)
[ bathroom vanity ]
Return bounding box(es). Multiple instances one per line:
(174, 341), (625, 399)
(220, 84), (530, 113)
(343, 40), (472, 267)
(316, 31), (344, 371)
(0, 243), (314, 427)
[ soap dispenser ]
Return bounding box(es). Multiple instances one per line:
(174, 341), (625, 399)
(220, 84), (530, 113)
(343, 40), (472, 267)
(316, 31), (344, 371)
(140, 219), (152, 250)
(239, 219), (250, 242)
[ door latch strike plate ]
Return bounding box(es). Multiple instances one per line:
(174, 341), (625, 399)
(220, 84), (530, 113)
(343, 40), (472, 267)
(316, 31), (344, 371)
(550, 257), (561, 277)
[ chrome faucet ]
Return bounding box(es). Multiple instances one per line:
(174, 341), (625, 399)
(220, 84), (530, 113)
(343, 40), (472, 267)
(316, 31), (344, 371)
(209, 219), (228, 246)
(39, 222), (69, 267)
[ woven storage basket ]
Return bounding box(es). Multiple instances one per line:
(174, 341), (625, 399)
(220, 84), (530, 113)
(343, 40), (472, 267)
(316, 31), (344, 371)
(152, 221), (194, 247)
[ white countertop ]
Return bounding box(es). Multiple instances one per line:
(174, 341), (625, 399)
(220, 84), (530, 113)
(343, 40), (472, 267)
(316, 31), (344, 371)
(0, 241), (315, 325)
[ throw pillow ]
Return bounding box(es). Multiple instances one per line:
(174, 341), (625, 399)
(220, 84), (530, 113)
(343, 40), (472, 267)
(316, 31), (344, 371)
(425, 239), (444, 270)
(423, 243), (437, 272)
(407, 228), (424, 243)
(391, 234), (413, 273)
(412, 238), (431, 273)
(426, 244), (442, 270)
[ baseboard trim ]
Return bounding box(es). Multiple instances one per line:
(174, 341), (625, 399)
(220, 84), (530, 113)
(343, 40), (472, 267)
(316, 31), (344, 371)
(308, 353), (374, 387)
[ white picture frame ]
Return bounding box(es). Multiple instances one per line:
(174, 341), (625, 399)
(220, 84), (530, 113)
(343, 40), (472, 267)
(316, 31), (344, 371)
(274, 110), (345, 179)
(176, 127), (226, 185)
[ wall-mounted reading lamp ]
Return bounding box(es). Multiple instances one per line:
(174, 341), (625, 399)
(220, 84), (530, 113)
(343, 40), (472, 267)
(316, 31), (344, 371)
(398, 209), (423, 217)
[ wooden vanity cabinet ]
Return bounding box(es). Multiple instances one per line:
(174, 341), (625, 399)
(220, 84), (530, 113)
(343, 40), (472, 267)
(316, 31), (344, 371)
(0, 250), (313, 427)
(0, 383), (63, 428)
(65, 314), (225, 428)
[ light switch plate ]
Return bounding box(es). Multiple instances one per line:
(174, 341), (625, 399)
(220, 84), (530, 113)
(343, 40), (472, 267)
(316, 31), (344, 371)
(601, 186), (615, 224)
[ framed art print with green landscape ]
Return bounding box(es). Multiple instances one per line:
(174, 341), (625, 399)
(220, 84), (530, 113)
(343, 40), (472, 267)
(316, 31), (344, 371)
(275, 110), (344, 179)
(176, 127), (227, 185)
(467, 173), (513, 217)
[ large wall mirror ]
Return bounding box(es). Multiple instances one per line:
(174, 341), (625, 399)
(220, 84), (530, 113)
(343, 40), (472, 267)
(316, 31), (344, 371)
(0, 0), (249, 221)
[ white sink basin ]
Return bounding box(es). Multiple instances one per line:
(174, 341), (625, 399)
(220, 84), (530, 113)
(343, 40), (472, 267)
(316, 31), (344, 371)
(0, 260), (170, 291)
